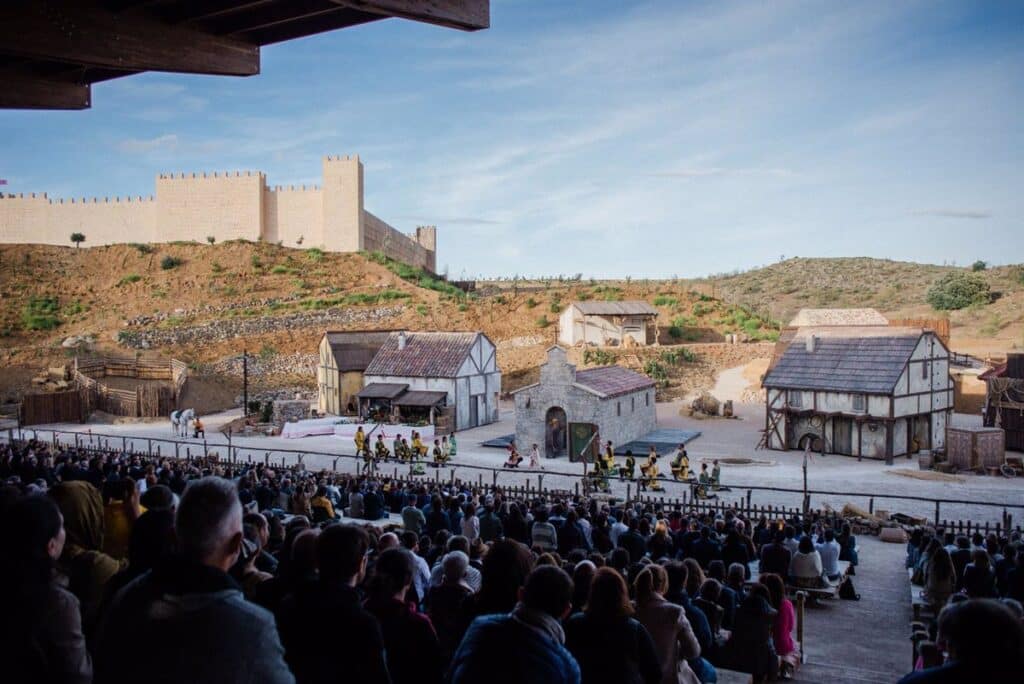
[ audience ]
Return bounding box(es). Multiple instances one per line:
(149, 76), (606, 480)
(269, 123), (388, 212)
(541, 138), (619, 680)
(634, 564), (702, 684)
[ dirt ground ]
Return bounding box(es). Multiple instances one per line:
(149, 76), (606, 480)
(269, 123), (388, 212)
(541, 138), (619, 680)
(178, 375), (243, 415)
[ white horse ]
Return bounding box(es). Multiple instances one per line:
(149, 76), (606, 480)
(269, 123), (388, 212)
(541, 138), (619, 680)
(171, 408), (196, 437)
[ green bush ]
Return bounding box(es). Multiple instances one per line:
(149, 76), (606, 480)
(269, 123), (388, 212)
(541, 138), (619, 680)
(129, 242), (154, 255)
(526, 297), (538, 309)
(668, 325), (683, 340)
(653, 295), (678, 307)
(642, 360), (670, 387)
(660, 348), (696, 365)
(258, 344), (276, 359)
(21, 296), (61, 330)
(926, 272), (991, 310)
(583, 349), (615, 366)
(206, 236), (216, 245)
(535, 315), (550, 328)
(307, 247), (324, 262)
(211, 261), (223, 274)
(160, 255), (183, 270)
(971, 260), (987, 272)
(692, 302), (712, 316)
(416, 304), (429, 316)
(118, 274), (142, 286)
(271, 265), (291, 274)
(550, 302), (562, 314)
(70, 232), (86, 248)
(260, 402), (273, 424)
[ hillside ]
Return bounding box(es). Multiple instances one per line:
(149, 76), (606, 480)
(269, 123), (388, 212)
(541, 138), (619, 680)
(1, 245), (1021, 407)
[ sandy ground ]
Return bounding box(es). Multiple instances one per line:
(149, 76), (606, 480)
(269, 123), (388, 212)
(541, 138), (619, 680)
(7, 362), (1021, 526)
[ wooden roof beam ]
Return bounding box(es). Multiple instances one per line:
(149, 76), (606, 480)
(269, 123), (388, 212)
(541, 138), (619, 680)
(329, 0), (489, 31)
(0, 72), (91, 109)
(0, 1), (259, 76)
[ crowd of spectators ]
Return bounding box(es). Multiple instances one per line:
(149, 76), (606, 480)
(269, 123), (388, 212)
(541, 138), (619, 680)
(2, 437), (1022, 684)
(901, 526), (1024, 682)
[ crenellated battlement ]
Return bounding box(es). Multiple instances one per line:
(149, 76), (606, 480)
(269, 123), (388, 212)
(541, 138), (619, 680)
(0, 154), (436, 271)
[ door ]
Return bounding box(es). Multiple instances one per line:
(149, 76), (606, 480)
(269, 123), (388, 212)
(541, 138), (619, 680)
(468, 395), (480, 429)
(569, 422), (598, 463)
(834, 418), (853, 455)
(545, 407), (568, 459)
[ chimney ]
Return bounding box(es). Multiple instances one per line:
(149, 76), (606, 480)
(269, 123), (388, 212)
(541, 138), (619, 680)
(805, 335), (817, 353)
(398, 331), (407, 351)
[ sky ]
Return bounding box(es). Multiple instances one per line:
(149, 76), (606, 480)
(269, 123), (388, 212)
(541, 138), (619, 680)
(1, 0), (1022, 279)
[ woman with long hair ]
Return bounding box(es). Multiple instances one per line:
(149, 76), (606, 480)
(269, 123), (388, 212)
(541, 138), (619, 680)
(760, 573), (799, 677)
(0, 495), (92, 683)
(682, 558), (705, 598)
(923, 546), (956, 613)
(565, 567), (662, 683)
(717, 582), (779, 682)
(961, 549), (997, 599)
(634, 565), (701, 684)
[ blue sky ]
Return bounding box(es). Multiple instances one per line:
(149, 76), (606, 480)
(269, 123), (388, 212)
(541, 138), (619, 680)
(2, 0), (1022, 278)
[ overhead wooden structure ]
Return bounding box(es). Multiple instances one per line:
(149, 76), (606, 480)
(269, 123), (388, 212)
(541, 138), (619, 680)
(0, 0), (489, 110)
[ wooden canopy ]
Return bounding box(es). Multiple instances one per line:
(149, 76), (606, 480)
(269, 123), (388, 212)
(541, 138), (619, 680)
(0, 0), (489, 110)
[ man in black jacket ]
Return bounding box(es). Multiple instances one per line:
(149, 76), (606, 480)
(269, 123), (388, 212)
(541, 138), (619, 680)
(616, 516), (647, 564)
(759, 530), (792, 581)
(276, 524), (389, 684)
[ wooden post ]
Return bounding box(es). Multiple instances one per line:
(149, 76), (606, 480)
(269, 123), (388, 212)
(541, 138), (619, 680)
(74, 433), (80, 449)
(869, 498), (874, 515)
(203, 440), (208, 458)
(627, 483), (632, 506)
(147, 438), (152, 456)
(122, 436), (126, 453)
(935, 501), (940, 526)
(175, 442), (179, 460)
(796, 591), (807, 664)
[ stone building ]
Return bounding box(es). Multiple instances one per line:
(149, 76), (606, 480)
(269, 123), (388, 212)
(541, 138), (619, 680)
(0, 155), (437, 271)
(761, 327), (954, 460)
(558, 301), (659, 347)
(513, 347), (656, 460)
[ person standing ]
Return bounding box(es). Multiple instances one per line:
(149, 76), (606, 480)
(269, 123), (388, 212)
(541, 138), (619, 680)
(529, 443), (542, 469)
(354, 426), (366, 457)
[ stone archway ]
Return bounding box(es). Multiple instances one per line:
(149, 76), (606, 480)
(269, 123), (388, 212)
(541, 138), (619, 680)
(798, 432), (823, 452)
(545, 406), (568, 459)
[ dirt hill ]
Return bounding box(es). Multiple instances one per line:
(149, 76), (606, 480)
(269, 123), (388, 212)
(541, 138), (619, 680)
(1, 245), (1021, 407)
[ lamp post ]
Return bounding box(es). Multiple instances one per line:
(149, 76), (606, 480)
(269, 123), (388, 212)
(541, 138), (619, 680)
(242, 349), (248, 422)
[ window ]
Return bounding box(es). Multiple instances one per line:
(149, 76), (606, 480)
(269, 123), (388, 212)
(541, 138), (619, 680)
(631, 396), (635, 412)
(852, 394), (865, 412)
(617, 401), (621, 417)
(788, 390), (802, 407)
(922, 362), (929, 380)
(646, 392), (650, 407)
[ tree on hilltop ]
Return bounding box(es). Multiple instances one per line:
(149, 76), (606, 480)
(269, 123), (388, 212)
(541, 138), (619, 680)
(70, 232), (85, 248)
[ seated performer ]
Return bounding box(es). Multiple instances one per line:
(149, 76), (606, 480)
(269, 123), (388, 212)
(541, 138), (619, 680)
(504, 445), (522, 468)
(619, 450), (636, 480)
(711, 459), (722, 490)
(602, 441), (616, 471)
(192, 416), (205, 439)
(432, 439), (449, 467)
(375, 434), (391, 461)
(412, 432), (427, 458)
(642, 452), (663, 492)
(671, 444), (689, 481)
(396, 437), (412, 462)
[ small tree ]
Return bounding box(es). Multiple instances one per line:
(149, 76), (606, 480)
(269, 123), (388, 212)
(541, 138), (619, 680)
(971, 260), (987, 272)
(206, 235), (216, 245)
(926, 272), (991, 310)
(70, 232), (85, 248)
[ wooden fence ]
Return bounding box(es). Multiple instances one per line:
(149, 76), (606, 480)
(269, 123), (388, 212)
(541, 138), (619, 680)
(73, 354), (187, 418)
(20, 390), (84, 426)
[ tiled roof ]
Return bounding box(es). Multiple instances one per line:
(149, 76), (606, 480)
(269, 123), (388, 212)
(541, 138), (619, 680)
(364, 332), (478, 378)
(574, 301), (658, 316)
(788, 308), (888, 327)
(394, 390), (448, 407)
(763, 327), (924, 394)
(575, 365), (656, 398)
(324, 330), (391, 371)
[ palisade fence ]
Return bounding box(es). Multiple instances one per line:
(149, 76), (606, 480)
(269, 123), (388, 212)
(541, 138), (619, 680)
(4, 426), (1022, 535)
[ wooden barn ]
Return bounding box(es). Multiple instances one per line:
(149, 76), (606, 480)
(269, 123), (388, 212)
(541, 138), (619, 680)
(761, 327), (954, 461)
(980, 353), (1024, 452)
(316, 330), (391, 416)
(558, 301), (659, 347)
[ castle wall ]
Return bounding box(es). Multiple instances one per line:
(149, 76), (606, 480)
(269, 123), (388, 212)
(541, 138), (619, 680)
(155, 172), (264, 243)
(264, 185), (322, 247)
(0, 155), (437, 271)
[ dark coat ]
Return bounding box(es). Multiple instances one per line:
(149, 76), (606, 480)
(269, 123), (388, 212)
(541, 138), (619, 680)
(96, 556), (294, 684)
(618, 530), (648, 565)
(3, 583), (92, 684)
(364, 596), (443, 684)
(564, 613), (661, 684)
(759, 543), (792, 580)
(276, 581), (388, 684)
(715, 594), (778, 679)
(448, 613), (580, 684)
(690, 537), (722, 570)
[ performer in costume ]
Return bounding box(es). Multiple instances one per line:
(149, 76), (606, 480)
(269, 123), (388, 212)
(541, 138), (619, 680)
(671, 444), (689, 481)
(354, 426), (366, 457)
(375, 434), (390, 461)
(619, 450), (636, 480)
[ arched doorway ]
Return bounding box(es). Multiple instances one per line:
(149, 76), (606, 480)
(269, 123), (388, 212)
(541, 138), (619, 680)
(798, 432), (823, 452)
(545, 406), (567, 459)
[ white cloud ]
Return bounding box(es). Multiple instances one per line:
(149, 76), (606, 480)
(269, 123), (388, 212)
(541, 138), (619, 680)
(117, 134), (179, 154)
(912, 209), (992, 220)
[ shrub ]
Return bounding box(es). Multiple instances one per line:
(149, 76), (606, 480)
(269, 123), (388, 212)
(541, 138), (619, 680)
(526, 297), (538, 309)
(307, 247), (324, 262)
(583, 349), (616, 366)
(128, 242), (154, 255)
(160, 255), (183, 270)
(211, 261), (223, 274)
(118, 274), (142, 286)
(260, 402), (273, 424)
(653, 295), (678, 307)
(661, 348), (696, 365)
(535, 315), (550, 328)
(70, 232), (86, 248)
(926, 272), (991, 310)
(971, 260), (987, 272)
(642, 360), (670, 387)
(21, 296), (60, 330)
(206, 236), (216, 245)
(668, 325), (683, 340)
(416, 304), (429, 316)
(550, 302), (562, 314)
(692, 302), (712, 316)
(258, 343), (276, 359)
(251, 254), (262, 269)
(271, 265), (291, 274)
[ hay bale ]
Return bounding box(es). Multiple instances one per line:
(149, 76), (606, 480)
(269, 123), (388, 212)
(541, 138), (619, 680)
(691, 392), (720, 416)
(879, 527), (907, 543)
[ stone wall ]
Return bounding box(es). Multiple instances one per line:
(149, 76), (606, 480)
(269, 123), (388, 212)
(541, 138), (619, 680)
(272, 399), (313, 426)
(0, 155), (437, 271)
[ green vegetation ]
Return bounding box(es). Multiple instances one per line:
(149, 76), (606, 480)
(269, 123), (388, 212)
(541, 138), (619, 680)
(206, 236), (216, 245)
(299, 289), (411, 309)
(211, 261), (223, 274)
(593, 285), (623, 301)
(692, 302), (713, 317)
(118, 274), (142, 286)
(363, 250), (465, 299)
(642, 360), (670, 388)
(971, 260), (987, 272)
(258, 343), (277, 360)
(926, 272), (991, 310)
(306, 247), (324, 263)
(535, 315), (550, 328)
(21, 296), (61, 330)
(526, 297), (539, 309)
(660, 348), (696, 365)
(63, 300), (85, 317)
(129, 242), (154, 255)
(550, 301), (563, 314)
(251, 254), (263, 269)
(715, 304), (779, 341)
(70, 232), (85, 248)
(271, 265), (292, 275)
(653, 295), (678, 307)
(416, 304), (429, 316)
(582, 349), (616, 366)
(160, 255), (183, 270)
